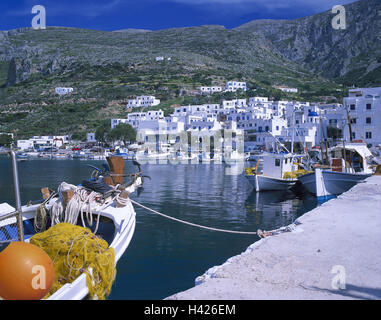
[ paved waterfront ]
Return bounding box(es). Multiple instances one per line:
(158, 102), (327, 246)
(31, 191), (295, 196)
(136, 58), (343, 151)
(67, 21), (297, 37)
(167, 176), (381, 300)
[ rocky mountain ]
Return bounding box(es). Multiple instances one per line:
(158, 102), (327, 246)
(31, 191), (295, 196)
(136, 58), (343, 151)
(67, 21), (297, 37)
(1, 0), (379, 89)
(0, 0), (378, 139)
(236, 0), (381, 85)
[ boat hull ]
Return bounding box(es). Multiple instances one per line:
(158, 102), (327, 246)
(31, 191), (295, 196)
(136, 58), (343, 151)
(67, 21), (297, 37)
(246, 174), (296, 192)
(298, 170), (372, 197)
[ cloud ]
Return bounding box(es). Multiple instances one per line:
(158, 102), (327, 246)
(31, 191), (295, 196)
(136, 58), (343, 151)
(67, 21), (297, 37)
(6, 0), (123, 19)
(168, 0), (357, 14)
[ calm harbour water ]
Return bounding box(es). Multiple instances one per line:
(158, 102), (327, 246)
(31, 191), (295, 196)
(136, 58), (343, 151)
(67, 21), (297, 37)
(0, 158), (317, 300)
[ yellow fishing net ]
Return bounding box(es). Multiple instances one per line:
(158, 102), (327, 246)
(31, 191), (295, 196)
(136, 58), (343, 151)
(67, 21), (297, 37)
(30, 223), (116, 300)
(283, 169), (312, 180)
(245, 167), (256, 175)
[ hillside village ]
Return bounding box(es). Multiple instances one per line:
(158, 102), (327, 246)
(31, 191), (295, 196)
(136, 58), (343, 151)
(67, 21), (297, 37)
(13, 84), (381, 156)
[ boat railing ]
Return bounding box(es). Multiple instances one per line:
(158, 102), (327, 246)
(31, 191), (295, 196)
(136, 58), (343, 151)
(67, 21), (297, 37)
(0, 150), (24, 241)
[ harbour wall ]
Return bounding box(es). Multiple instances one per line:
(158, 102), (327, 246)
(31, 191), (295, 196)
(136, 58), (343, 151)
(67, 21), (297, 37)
(166, 176), (381, 300)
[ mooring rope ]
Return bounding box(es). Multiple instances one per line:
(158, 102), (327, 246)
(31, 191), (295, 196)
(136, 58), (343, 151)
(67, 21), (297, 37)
(130, 199), (262, 235)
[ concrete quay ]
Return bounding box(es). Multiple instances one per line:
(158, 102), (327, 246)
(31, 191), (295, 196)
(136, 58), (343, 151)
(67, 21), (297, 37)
(167, 176), (381, 300)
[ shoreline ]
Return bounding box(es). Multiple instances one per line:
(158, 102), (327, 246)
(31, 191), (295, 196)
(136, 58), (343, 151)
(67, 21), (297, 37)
(166, 176), (381, 300)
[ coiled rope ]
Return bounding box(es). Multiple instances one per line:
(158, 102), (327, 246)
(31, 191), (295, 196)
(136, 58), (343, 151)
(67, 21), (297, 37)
(129, 199), (262, 235)
(34, 191), (57, 232)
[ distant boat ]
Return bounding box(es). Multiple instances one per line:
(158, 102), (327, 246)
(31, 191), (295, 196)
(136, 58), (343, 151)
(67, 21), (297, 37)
(52, 153), (68, 159)
(171, 151), (198, 162)
(71, 151), (86, 159)
(136, 149), (170, 161)
(298, 143), (373, 200)
(16, 153), (29, 161)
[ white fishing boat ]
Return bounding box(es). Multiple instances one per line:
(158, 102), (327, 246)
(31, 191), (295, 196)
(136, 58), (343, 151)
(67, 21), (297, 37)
(245, 153), (307, 192)
(51, 153), (69, 159)
(298, 143), (373, 199)
(0, 151), (142, 300)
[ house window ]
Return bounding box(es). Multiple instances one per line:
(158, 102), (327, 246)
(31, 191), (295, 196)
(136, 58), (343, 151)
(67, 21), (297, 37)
(351, 118), (356, 124)
(366, 132), (372, 139)
(352, 132), (356, 139)
(275, 159), (280, 167)
(350, 104), (356, 110)
(366, 117), (371, 124)
(366, 104), (372, 110)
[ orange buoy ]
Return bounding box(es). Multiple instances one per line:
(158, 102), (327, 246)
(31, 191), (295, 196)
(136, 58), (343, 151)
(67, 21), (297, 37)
(0, 241), (54, 300)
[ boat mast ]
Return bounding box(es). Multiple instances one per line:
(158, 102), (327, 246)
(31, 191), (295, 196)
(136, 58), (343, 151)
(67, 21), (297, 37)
(319, 114), (329, 165)
(344, 102), (353, 142)
(291, 113), (295, 155)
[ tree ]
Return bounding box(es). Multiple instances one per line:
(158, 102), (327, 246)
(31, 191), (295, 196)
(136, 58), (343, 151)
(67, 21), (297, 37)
(95, 124), (110, 144)
(0, 134), (13, 147)
(107, 123), (137, 146)
(71, 131), (87, 142)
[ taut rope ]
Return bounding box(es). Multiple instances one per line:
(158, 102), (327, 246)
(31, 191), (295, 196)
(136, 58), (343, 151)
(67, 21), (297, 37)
(130, 199), (262, 235)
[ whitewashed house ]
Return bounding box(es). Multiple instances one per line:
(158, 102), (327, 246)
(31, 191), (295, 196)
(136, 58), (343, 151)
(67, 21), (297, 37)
(225, 81), (247, 92)
(55, 87), (73, 95)
(275, 86), (298, 93)
(248, 97), (268, 104)
(343, 87), (381, 146)
(87, 133), (96, 143)
(112, 110), (164, 129)
(127, 96), (160, 109)
(17, 135), (69, 150)
(200, 86), (223, 94)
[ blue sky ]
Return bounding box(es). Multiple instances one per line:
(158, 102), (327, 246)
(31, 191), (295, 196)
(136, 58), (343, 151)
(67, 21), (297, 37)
(1, 0), (357, 31)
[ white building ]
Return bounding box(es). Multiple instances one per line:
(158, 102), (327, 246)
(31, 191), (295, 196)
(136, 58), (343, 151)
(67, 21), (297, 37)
(200, 86), (223, 94)
(55, 87), (73, 95)
(222, 99), (247, 109)
(275, 86), (298, 93)
(248, 97), (268, 104)
(17, 135), (69, 150)
(225, 81), (247, 92)
(155, 57), (164, 61)
(343, 87), (381, 146)
(87, 133), (96, 143)
(112, 110), (165, 129)
(126, 96), (160, 109)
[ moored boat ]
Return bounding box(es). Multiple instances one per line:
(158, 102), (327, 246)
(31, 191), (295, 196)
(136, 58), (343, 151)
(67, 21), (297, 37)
(245, 153), (309, 192)
(298, 142), (374, 200)
(0, 151), (143, 300)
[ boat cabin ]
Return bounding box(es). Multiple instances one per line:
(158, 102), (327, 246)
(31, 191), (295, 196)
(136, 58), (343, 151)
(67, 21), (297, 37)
(329, 143), (373, 174)
(261, 153), (296, 178)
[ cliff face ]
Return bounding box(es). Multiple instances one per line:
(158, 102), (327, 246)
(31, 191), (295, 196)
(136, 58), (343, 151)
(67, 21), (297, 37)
(236, 0), (381, 84)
